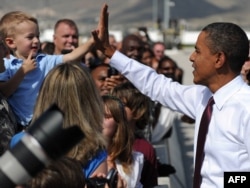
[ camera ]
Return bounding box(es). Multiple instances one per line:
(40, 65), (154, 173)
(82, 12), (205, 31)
(0, 104), (84, 188)
(108, 67), (119, 77)
(86, 168), (118, 188)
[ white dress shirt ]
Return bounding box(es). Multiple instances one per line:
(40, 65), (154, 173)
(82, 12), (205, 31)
(110, 51), (250, 188)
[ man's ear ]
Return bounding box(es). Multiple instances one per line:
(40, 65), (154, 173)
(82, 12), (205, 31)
(5, 37), (15, 49)
(215, 52), (226, 69)
(53, 34), (56, 42)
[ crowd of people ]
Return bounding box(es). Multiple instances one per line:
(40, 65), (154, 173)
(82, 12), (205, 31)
(1, 3), (250, 188)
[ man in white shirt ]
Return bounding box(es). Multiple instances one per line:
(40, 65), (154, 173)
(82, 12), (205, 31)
(93, 4), (250, 188)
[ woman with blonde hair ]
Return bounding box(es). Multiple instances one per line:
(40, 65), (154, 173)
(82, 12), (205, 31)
(11, 63), (107, 178)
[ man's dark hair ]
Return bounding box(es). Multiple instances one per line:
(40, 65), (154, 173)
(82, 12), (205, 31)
(202, 22), (249, 74)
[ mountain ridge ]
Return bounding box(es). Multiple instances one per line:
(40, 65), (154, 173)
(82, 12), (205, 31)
(0, 0), (249, 32)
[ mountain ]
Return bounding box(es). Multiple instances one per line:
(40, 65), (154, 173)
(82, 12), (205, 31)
(0, 0), (249, 32)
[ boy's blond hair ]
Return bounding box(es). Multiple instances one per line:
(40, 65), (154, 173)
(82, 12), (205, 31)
(0, 11), (38, 38)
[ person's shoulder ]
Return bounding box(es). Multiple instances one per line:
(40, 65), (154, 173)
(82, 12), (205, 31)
(134, 138), (156, 157)
(135, 137), (153, 147)
(3, 55), (20, 67)
(96, 149), (108, 158)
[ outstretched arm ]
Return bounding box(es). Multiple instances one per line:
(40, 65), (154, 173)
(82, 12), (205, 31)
(62, 37), (94, 63)
(92, 4), (116, 59)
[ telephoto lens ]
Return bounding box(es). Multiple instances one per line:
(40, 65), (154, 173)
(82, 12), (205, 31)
(0, 104), (84, 188)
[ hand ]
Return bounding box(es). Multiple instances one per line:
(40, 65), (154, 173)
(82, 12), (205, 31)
(89, 172), (106, 179)
(116, 174), (127, 188)
(241, 60), (250, 84)
(92, 4), (115, 58)
(21, 51), (37, 74)
(105, 75), (125, 91)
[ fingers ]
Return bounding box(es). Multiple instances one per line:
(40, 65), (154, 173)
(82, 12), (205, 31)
(27, 50), (34, 60)
(104, 5), (109, 39)
(98, 3), (109, 40)
(21, 51), (37, 74)
(27, 50), (37, 69)
(104, 4), (109, 30)
(90, 172), (106, 178)
(99, 4), (108, 29)
(242, 61), (250, 75)
(27, 51), (36, 66)
(91, 30), (99, 41)
(102, 4), (108, 26)
(117, 174), (127, 188)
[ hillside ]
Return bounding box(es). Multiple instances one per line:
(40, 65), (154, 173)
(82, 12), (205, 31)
(0, 0), (249, 32)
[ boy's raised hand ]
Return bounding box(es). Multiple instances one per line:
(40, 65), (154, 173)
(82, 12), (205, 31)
(92, 4), (115, 59)
(22, 51), (37, 74)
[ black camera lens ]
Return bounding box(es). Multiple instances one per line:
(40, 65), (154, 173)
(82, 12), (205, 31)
(86, 177), (107, 188)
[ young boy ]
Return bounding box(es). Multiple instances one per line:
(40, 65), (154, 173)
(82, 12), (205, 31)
(0, 7), (104, 128)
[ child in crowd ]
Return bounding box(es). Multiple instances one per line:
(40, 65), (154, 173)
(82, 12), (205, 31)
(0, 5), (105, 128)
(110, 82), (158, 187)
(102, 95), (144, 188)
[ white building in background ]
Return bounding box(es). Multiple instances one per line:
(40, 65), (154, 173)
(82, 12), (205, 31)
(109, 30), (123, 43)
(40, 29), (54, 42)
(179, 31), (200, 46)
(180, 30), (250, 46)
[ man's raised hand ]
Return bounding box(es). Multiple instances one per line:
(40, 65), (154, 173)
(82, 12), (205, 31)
(92, 4), (115, 58)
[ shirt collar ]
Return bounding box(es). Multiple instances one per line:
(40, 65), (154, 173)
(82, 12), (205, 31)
(9, 53), (46, 65)
(213, 76), (245, 110)
(9, 55), (19, 65)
